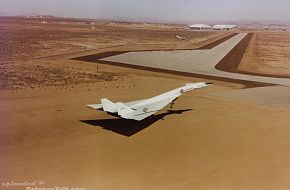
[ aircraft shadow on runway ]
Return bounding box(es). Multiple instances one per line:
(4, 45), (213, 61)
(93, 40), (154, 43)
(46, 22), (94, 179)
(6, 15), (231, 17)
(81, 109), (192, 137)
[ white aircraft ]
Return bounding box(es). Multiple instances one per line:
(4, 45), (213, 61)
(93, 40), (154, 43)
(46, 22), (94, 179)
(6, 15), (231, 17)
(87, 82), (212, 121)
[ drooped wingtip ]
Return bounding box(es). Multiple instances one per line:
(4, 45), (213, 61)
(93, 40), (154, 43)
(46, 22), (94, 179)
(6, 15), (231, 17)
(86, 104), (103, 110)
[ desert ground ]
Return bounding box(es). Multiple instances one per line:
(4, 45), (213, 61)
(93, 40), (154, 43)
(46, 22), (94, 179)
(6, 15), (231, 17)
(240, 32), (290, 77)
(1, 17), (290, 190)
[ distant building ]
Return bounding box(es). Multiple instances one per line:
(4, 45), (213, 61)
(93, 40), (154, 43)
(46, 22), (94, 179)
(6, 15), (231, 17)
(190, 24), (211, 30)
(212, 25), (237, 30)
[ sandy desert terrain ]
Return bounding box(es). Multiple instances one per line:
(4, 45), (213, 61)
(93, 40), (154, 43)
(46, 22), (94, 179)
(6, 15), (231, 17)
(239, 32), (290, 77)
(1, 17), (290, 190)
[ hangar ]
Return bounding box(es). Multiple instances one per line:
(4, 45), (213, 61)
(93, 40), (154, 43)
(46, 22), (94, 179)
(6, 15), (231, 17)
(212, 25), (237, 30)
(190, 24), (211, 30)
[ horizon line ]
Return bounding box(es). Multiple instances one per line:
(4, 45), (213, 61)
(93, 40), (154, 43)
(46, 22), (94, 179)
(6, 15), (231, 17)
(1, 14), (290, 26)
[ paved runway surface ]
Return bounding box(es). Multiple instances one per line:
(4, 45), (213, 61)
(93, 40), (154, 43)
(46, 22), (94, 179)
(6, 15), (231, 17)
(102, 33), (290, 86)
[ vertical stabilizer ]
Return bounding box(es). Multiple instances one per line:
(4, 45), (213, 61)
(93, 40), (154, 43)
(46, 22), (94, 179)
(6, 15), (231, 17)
(101, 98), (117, 113)
(115, 102), (134, 119)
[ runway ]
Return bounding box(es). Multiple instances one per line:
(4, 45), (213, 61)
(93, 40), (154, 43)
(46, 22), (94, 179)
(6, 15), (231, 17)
(101, 33), (290, 86)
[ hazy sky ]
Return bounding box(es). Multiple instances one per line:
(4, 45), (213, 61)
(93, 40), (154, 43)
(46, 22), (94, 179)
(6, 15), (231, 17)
(1, 0), (290, 22)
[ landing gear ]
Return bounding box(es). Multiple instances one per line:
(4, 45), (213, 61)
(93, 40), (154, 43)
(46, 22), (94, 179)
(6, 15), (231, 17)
(170, 98), (178, 109)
